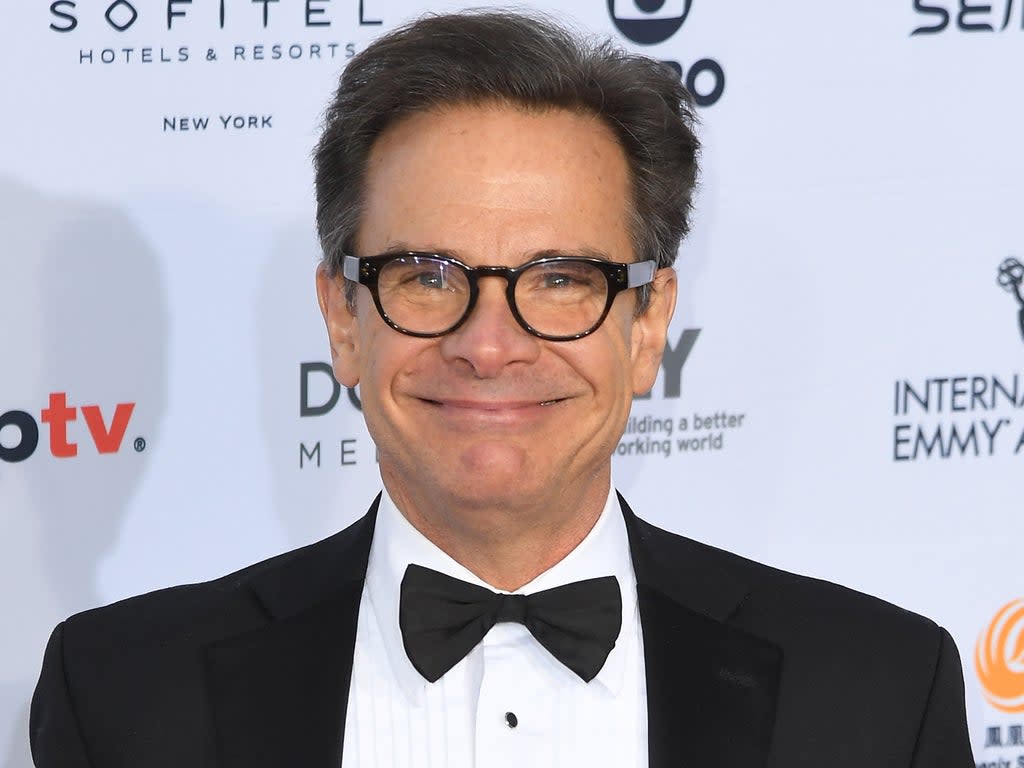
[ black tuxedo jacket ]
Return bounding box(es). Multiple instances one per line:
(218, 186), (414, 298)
(31, 496), (973, 767)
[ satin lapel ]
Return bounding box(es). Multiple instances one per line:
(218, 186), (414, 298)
(205, 501), (378, 768)
(621, 495), (782, 768)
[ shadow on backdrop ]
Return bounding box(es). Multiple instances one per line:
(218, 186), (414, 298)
(0, 177), (168, 768)
(255, 221), (379, 552)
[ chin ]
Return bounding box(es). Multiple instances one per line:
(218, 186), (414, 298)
(446, 482), (526, 511)
(440, 448), (545, 503)
(454, 439), (535, 477)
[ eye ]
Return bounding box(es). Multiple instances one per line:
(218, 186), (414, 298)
(413, 269), (446, 289)
(389, 261), (454, 291)
(523, 261), (602, 293)
(541, 272), (577, 289)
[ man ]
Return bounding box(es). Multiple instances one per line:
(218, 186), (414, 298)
(31, 11), (973, 767)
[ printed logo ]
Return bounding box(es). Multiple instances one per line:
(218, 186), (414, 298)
(0, 392), (142, 463)
(46, 0), (379, 68)
(890, 257), (1024, 462)
(911, 0), (1024, 35)
(45, 1), (382, 134)
(606, 0), (725, 107)
(998, 257), (1024, 343)
(608, 0), (692, 45)
(617, 328), (750, 459)
(891, 374), (1024, 461)
(976, 598), (1024, 714)
(296, 362), (369, 469)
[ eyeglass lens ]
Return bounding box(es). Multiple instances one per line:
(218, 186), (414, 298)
(376, 256), (610, 337)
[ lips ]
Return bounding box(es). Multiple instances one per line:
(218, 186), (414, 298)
(411, 395), (574, 430)
(417, 397), (568, 409)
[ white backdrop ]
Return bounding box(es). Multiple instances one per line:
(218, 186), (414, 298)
(2, 2), (1022, 764)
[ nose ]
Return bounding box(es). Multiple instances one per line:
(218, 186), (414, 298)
(439, 276), (540, 378)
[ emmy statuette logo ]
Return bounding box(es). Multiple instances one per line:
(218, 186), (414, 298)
(997, 257), (1024, 343)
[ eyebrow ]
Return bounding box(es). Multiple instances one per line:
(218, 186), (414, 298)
(380, 242), (618, 263)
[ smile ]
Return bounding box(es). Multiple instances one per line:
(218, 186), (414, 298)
(419, 397), (568, 409)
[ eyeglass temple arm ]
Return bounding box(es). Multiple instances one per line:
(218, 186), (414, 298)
(626, 260), (657, 288)
(341, 255), (361, 281)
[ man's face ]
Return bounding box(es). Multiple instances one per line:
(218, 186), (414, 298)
(318, 104), (676, 521)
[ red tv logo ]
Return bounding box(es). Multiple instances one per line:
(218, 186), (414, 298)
(0, 393), (137, 463)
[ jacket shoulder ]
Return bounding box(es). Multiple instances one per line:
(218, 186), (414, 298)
(60, 509), (374, 657)
(631, 515), (969, 760)
(631, 513), (939, 638)
(33, 511), (375, 767)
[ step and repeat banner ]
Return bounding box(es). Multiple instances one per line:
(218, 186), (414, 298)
(1, 1), (1021, 763)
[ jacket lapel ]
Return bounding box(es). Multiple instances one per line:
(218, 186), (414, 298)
(204, 500), (378, 768)
(621, 495), (782, 768)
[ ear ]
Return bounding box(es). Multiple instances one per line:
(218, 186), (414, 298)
(630, 267), (677, 396)
(315, 264), (362, 388)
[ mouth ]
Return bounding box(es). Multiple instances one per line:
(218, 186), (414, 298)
(410, 395), (574, 432)
(418, 397), (568, 409)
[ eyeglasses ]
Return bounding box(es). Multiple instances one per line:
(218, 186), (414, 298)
(342, 252), (656, 341)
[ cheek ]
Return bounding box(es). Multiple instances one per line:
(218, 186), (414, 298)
(351, 323), (396, 409)
(570, 333), (635, 406)
(358, 327), (433, 404)
(607, 312), (640, 378)
(362, 343), (401, 399)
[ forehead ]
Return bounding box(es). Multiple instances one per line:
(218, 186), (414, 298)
(357, 103), (635, 264)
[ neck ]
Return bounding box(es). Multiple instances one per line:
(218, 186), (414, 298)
(381, 469), (611, 591)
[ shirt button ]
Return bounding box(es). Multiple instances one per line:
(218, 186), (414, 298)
(504, 711), (518, 729)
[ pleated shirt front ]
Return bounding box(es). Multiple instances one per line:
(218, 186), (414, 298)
(340, 486), (648, 768)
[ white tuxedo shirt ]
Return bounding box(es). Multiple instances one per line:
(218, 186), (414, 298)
(340, 486), (648, 768)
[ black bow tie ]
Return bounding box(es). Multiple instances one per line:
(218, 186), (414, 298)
(399, 564), (622, 684)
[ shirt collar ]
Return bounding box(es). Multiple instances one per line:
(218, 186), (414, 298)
(364, 482), (638, 703)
